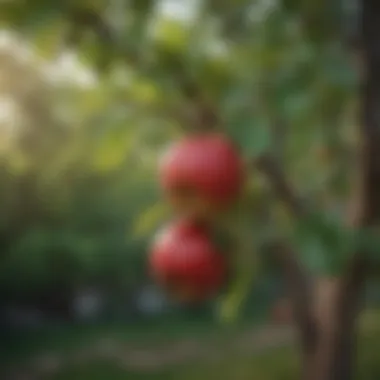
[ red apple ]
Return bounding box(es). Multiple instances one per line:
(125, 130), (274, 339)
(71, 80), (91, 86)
(149, 219), (227, 303)
(159, 133), (244, 220)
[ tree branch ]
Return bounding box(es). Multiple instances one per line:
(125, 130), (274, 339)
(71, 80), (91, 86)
(254, 153), (316, 350)
(65, 8), (219, 133)
(255, 154), (307, 217)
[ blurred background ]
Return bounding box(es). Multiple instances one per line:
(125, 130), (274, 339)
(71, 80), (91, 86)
(0, 0), (379, 379)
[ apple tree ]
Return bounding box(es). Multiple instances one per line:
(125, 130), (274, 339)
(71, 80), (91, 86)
(1, 0), (380, 379)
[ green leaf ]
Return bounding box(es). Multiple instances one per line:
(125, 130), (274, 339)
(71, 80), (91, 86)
(132, 201), (171, 238)
(228, 118), (272, 157)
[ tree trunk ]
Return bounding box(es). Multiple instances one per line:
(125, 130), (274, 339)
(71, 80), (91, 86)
(299, 0), (379, 378)
(299, 278), (363, 380)
(256, 0), (379, 379)
(302, 317), (358, 380)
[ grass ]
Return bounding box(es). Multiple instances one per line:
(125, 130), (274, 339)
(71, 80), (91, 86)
(0, 315), (251, 367)
(3, 310), (380, 380)
(49, 363), (172, 380)
(50, 363), (175, 380)
(43, 330), (380, 380)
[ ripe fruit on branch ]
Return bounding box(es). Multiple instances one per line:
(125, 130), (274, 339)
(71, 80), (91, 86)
(159, 133), (244, 220)
(149, 219), (227, 303)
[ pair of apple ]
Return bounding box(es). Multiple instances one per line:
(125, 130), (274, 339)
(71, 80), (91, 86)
(149, 133), (245, 303)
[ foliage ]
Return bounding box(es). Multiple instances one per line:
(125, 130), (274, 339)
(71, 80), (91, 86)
(0, 0), (364, 316)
